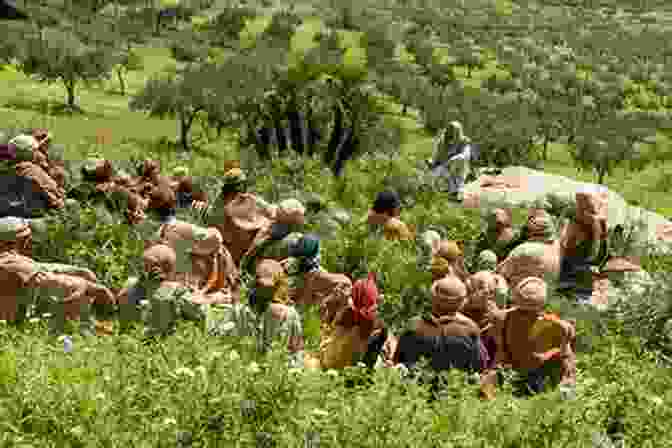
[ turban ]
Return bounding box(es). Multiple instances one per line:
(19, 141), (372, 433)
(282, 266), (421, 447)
(431, 276), (467, 314)
(511, 277), (547, 312)
(477, 250), (498, 271)
(142, 244), (177, 277)
(351, 272), (379, 324)
(288, 234), (320, 258)
(255, 259), (290, 305)
(372, 190), (401, 212)
(0, 217), (31, 242)
(436, 240), (462, 259)
(222, 167), (247, 188)
(383, 218), (412, 240)
(149, 182), (177, 210)
(469, 271), (497, 305)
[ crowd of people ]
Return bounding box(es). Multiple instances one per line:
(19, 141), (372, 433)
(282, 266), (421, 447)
(0, 124), (654, 401)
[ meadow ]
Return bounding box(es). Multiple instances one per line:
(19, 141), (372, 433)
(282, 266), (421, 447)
(1, 1), (672, 445)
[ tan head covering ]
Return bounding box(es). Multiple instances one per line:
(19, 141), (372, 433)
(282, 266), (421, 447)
(142, 244), (177, 280)
(149, 181), (177, 209)
(575, 189), (608, 239)
(255, 259), (290, 304)
(510, 277), (546, 312)
(436, 240), (462, 259)
(431, 276), (467, 315)
(383, 217), (413, 241)
(466, 271), (497, 310)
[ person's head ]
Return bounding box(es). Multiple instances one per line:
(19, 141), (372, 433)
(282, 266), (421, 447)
(276, 199), (306, 227)
(288, 233), (320, 259)
(488, 208), (512, 231)
(147, 182), (176, 219)
(431, 240), (463, 281)
(220, 168), (247, 195)
(372, 190), (401, 217)
(467, 271), (497, 310)
(253, 259), (290, 311)
(0, 217), (32, 255)
(142, 244), (177, 282)
(350, 272), (379, 327)
(526, 209), (557, 243)
(142, 159), (161, 180)
(510, 277), (547, 316)
(431, 276), (468, 316)
(477, 250), (498, 272)
(575, 188), (607, 235)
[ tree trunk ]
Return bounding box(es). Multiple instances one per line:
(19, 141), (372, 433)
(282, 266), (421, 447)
(64, 80), (77, 109)
(179, 111), (195, 150)
(597, 166), (606, 184)
(116, 68), (126, 96)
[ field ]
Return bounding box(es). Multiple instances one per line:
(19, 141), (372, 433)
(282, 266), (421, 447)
(1, 0), (672, 446)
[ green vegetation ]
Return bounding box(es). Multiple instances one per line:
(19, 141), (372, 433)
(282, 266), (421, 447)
(1, 0), (672, 445)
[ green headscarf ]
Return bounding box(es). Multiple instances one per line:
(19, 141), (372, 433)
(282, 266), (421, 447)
(7, 135), (35, 163)
(477, 250), (498, 271)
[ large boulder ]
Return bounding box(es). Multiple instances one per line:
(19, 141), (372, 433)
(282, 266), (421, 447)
(463, 166), (672, 255)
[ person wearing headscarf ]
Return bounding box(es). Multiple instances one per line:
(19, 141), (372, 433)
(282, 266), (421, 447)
(9, 133), (65, 211)
(475, 208), (517, 261)
(122, 244), (208, 338)
(367, 190), (413, 241)
(496, 209), (561, 292)
(473, 250), (509, 305)
(305, 273), (382, 369)
(144, 184), (238, 304)
(392, 276), (482, 397)
(206, 259), (304, 368)
(170, 166), (209, 211)
(430, 240), (470, 283)
(0, 217), (114, 335)
(206, 166), (277, 266)
(489, 277), (577, 396)
(463, 271), (505, 372)
(428, 121), (473, 201)
(558, 189), (609, 305)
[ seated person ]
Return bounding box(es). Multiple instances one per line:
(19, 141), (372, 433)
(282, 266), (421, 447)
(206, 166), (276, 266)
(496, 209), (561, 292)
(0, 217), (114, 336)
(474, 208), (516, 262)
(490, 277), (577, 396)
(305, 272), (381, 369)
(430, 240), (470, 283)
(146, 184), (238, 304)
(367, 190), (412, 241)
(119, 244), (208, 337)
(393, 276), (482, 381)
(206, 259), (304, 368)
(463, 271), (506, 371)
(472, 250), (509, 305)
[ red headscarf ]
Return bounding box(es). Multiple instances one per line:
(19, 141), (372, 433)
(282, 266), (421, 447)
(351, 272), (379, 324)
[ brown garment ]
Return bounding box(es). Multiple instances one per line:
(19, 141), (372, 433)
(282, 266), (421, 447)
(14, 162), (65, 209)
(496, 243), (561, 289)
(212, 193), (273, 265)
(297, 270), (353, 324)
(0, 252), (114, 321)
(414, 313), (481, 339)
(492, 310), (576, 385)
(0, 252), (36, 321)
(158, 221), (239, 303)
